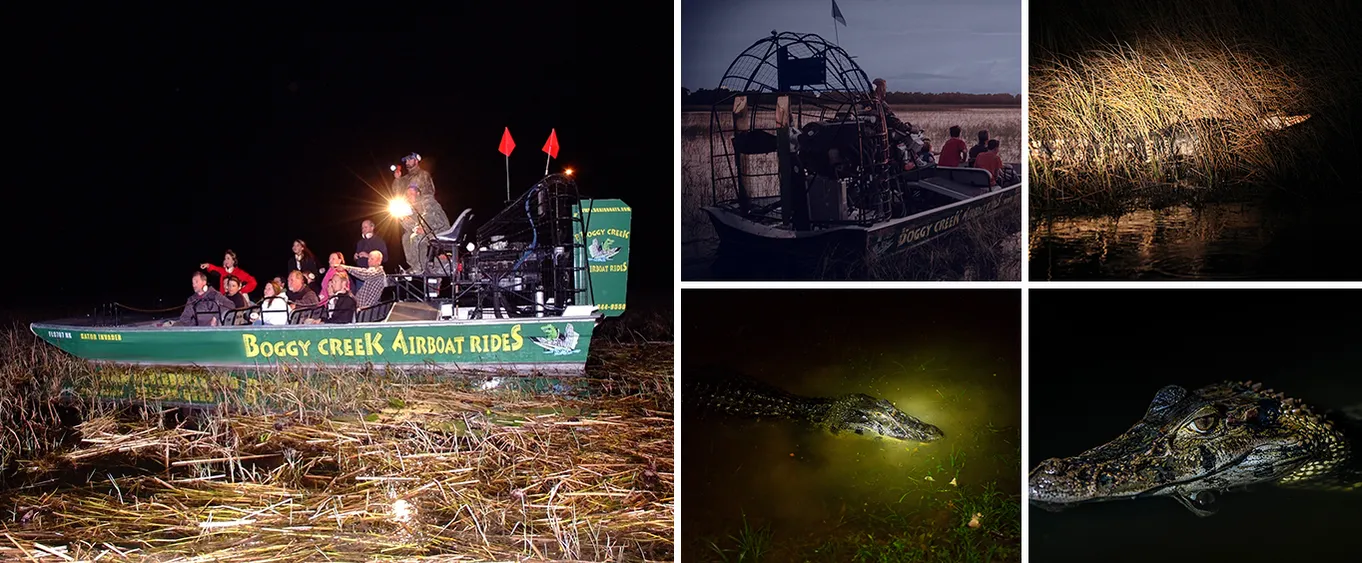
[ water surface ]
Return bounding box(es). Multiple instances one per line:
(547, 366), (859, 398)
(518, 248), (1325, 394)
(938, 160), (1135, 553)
(1030, 196), (1362, 280)
(681, 289), (1021, 561)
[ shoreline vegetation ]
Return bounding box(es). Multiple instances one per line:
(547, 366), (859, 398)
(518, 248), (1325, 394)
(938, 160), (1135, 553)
(0, 311), (675, 562)
(681, 88), (1022, 109)
(1029, 0), (1362, 217)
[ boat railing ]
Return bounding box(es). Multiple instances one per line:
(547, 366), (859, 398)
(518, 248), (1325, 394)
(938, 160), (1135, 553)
(93, 302), (182, 327)
(288, 303), (328, 325)
(356, 299), (397, 323)
(220, 302), (261, 326)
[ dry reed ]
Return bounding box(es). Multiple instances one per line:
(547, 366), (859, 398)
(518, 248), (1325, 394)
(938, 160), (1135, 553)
(0, 323), (674, 562)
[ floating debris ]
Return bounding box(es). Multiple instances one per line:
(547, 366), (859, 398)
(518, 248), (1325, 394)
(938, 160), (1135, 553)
(968, 512), (983, 528)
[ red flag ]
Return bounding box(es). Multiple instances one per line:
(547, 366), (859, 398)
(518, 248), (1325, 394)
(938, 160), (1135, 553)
(541, 129), (560, 159)
(498, 127), (515, 157)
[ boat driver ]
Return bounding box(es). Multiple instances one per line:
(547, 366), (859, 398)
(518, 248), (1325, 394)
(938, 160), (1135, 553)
(869, 78), (912, 138)
(401, 152), (436, 197)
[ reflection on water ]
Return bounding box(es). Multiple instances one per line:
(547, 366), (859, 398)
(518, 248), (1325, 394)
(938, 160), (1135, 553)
(1030, 198), (1362, 280)
(682, 350), (1021, 560)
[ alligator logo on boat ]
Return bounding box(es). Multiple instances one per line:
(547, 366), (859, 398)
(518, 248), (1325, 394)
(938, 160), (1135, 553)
(530, 324), (581, 355)
(588, 238), (622, 262)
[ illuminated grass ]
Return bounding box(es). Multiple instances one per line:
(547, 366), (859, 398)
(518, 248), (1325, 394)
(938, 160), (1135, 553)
(1030, 1), (1362, 213)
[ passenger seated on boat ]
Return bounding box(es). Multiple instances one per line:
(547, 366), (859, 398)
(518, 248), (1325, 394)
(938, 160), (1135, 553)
(938, 126), (969, 167)
(285, 270), (319, 310)
(305, 272), (357, 325)
(334, 250), (388, 310)
(974, 139), (1005, 187)
(318, 252), (345, 303)
(919, 140), (936, 165)
(967, 130), (990, 167)
(249, 280), (289, 326)
(158, 270), (236, 327)
(223, 275), (249, 310)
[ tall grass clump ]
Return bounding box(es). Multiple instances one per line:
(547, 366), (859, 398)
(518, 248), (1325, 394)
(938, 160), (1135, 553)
(1029, 0), (1362, 214)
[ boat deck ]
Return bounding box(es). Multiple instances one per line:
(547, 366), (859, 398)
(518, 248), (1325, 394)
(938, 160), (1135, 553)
(911, 164), (1020, 201)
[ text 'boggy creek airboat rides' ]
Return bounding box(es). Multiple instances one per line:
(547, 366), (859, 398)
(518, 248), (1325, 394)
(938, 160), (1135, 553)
(30, 171), (632, 404)
(701, 32), (1020, 260)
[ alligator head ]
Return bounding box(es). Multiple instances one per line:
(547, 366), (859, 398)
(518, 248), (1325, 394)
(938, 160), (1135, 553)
(822, 393), (945, 443)
(1029, 381), (1349, 517)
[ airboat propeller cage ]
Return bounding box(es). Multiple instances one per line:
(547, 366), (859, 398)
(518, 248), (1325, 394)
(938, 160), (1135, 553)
(720, 31), (871, 94)
(712, 32), (878, 229)
(700, 32), (1021, 261)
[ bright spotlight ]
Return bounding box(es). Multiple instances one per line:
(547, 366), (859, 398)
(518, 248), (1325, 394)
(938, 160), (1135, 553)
(564, 168), (573, 176)
(466, 242), (475, 252)
(388, 197), (413, 218)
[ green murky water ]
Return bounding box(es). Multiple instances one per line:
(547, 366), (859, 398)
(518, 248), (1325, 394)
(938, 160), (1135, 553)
(681, 289), (1021, 562)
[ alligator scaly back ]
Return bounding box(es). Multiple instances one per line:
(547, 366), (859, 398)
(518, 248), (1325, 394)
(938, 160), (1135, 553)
(683, 371), (944, 442)
(1029, 380), (1359, 517)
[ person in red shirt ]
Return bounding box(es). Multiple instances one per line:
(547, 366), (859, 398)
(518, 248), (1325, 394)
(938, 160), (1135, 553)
(201, 249), (258, 298)
(973, 139), (1005, 187)
(938, 125), (969, 167)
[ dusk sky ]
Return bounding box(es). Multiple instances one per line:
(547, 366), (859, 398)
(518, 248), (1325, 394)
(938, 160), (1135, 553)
(682, 0), (1022, 94)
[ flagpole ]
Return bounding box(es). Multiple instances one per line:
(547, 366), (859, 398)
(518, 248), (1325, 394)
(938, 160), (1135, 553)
(544, 152), (550, 177)
(505, 155), (510, 201)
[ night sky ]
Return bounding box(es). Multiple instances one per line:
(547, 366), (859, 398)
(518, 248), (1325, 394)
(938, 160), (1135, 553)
(5, 8), (671, 318)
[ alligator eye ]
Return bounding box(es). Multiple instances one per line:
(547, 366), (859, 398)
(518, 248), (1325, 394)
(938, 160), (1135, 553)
(1189, 415), (1218, 434)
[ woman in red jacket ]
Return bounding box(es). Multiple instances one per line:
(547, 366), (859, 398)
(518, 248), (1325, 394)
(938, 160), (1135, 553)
(201, 249), (258, 297)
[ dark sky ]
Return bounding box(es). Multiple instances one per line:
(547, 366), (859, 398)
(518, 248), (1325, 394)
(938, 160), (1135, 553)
(4, 8), (671, 316)
(682, 0), (1022, 93)
(683, 288), (1020, 376)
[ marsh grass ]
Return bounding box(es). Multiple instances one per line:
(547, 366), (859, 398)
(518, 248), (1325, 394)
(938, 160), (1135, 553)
(709, 462), (1021, 563)
(705, 512), (772, 563)
(1029, 1), (1362, 215)
(681, 106), (1021, 280)
(0, 322), (674, 562)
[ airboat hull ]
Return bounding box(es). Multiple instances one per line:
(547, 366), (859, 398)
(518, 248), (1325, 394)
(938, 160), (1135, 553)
(31, 313), (602, 405)
(32, 315), (599, 374)
(703, 181), (1021, 260)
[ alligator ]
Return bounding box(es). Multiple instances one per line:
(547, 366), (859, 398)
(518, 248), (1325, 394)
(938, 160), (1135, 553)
(683, 371), (945, 442)
(1029, 381), (1362, 517)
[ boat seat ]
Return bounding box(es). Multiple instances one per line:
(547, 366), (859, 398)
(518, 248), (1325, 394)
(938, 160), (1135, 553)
(434, 208), (473, 244)
(934, 166), (994, 188)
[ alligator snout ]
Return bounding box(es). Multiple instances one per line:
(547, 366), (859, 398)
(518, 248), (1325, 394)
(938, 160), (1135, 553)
(1028, 457), (1112, 506)
(1028, 458), (1076, 504)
